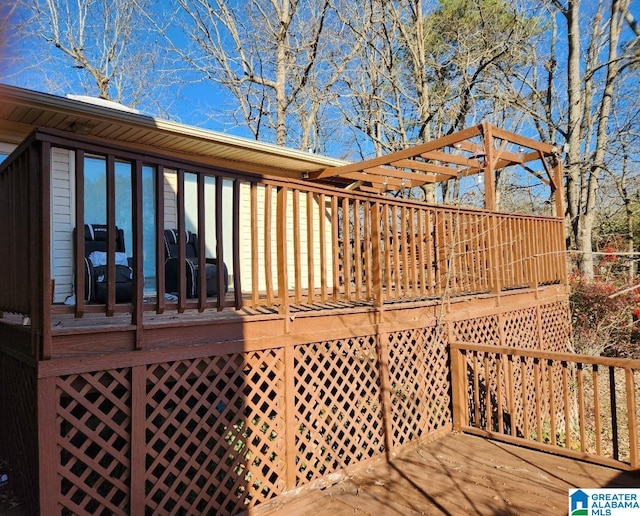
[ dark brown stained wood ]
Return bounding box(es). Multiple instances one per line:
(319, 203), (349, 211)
(106, 154), (116, 316)
(232, 179), (242, 308)
(197, 174), (207, 312)
(215, 176), (225, 311)
(155, 165), (166, 314)
(130, 365), (146, 514)
(37, 376), (57, 515)
(254, 434), (640, 516)
(132, 159), (144, 347)
(74, 150), (86, 319)
(176, 170), (187, 312)
(39, 142), (52, 359)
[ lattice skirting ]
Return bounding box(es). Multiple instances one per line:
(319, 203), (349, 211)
(29, 298), (570, 514)
(0, 351), (38, 516)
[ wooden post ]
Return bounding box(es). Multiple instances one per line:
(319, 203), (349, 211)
(553, 159), (564, 218)
(376, 332), (394, 458)
(106, 154), (116, 316)
(155, 165), (166, 315)
(482, 122), (497, 212)
(283, 344), (297, 489)
(74, 150), (86, 319)
(37, 376), (58, 515)
(130, 365), (146, 515)
(488, 214), (502, 297)
(37, 142), (52, 359)
(449, 343), (468, 432)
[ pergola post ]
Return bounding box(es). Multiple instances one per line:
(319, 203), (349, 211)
(553, 159), (564, 218)
(482, 122), (497, 212)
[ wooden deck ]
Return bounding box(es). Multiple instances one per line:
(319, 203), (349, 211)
(254, 433), (640, 516)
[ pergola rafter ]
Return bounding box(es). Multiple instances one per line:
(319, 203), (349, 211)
(304, 121), (563, 215)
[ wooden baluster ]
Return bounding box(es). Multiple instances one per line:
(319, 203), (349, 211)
(562, 361), (571, 450)
(484, 352), (491, 432)
(497, 353), (504, 434)
(264, 184), (274, 305)
(577, 363), (586, 452)
(609, 366), (619, 461)
(592, 364), (602, 456)
(534, 357), (542, 442)
(307, 191), (315, 303)
(473, 351), (480, 427)
(293, 190), (302, 304)
(548, 359), (557, 446)
(521, 356), (529, 440)
(625, 367), (638, 468)
(353, 199), (362, 301)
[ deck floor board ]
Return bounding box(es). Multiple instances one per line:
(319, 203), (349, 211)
(254, 433), (640, 516)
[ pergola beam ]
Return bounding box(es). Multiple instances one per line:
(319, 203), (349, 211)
(309, 124), (483, 180)
(304, 123), (560, 204)
(390, 159), (460, 177)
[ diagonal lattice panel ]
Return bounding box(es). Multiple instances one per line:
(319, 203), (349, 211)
(502, 308), (538, 348)
(451, 315), (500, 346)
(540, 302), (571, 352)
(56, 369), (132, 516)
(0, 353), (38, 516)
(294, 336), (384, 485)
(388, 326), (451, 448)
(145, 350), (286, 515)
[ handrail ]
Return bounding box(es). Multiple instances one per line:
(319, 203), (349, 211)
(450, 341), (640, 470)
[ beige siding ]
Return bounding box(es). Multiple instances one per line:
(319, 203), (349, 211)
(51, 148), (75, 302)
(238, 183), (334, 294)
(163, 170), (178, 229)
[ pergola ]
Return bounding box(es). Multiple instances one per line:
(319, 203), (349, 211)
(308, 121), (563, 216)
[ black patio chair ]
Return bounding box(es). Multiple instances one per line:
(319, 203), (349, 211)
(163, 229), (228, 298)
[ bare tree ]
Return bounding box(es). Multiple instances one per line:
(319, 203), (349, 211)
(541, 0), (639, 277)
(171, 0), (360, 149)
(5, 0), (173, 112)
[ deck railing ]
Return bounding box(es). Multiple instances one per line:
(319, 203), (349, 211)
(0, 130), (566, 338)
(450, 341), (640, 470)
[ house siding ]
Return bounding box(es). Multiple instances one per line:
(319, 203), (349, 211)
(51, 148), (75, 303)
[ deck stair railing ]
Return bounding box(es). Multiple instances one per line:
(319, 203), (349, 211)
(450, 341), (640, 470)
